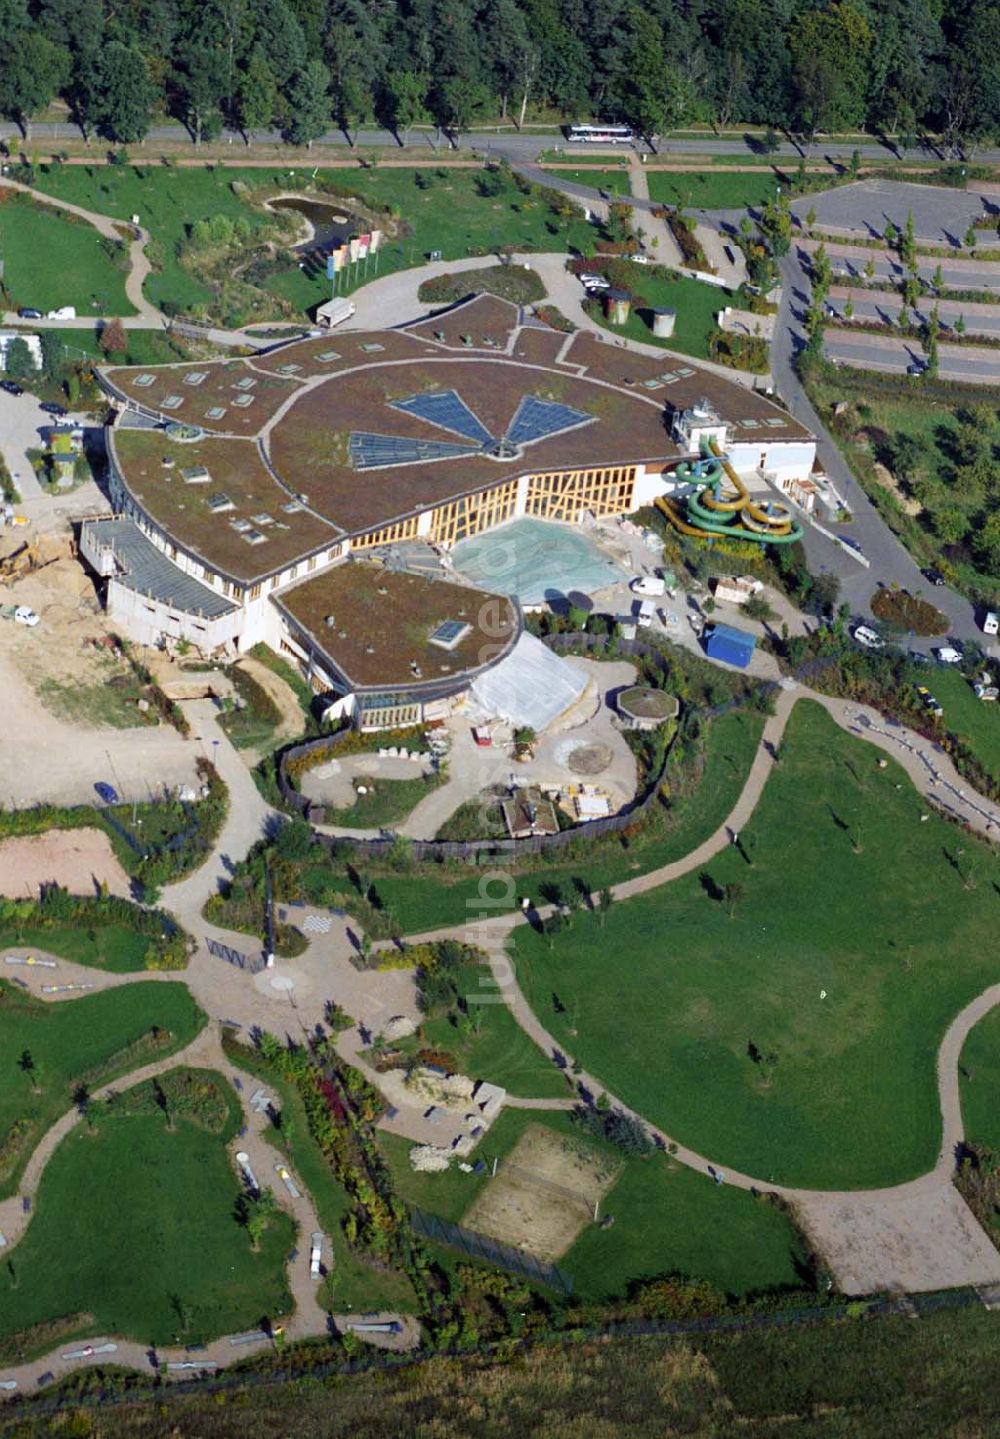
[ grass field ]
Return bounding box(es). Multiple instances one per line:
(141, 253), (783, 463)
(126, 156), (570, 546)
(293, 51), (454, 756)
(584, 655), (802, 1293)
(645, 171), (783, 211)
(0, 981), (204, 1196)
(325, 771), (444, 830)
(930, 666), (1000, 778)
(372, 709), (764, 933)
(959, 1004), (1000, 1149)
(513, 700), (1000, 1189)
(23, 1303), (1000, 1438)
(590, 271), (732, 359)
(223, 1041), (416, 1313)
(0, 197), (133, 316)
(380, 1105), (807, 1299)
(0, 1066), (293, 1352)
(544, 166), (632, 195)
(40, 327), (191, 368)
(400, 965), (571, 1098)
(29, 163), (598, 320)
(0, 920), (162, 972)
(804, 373), (999, 600)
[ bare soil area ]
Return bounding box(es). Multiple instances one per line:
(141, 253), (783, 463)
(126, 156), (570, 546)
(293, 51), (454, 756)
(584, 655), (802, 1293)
(462, 1122), (620, 1262)
(0, 829), (130, 898)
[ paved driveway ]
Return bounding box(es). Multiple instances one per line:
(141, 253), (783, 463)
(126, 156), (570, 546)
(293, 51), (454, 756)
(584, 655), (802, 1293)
(792, 179), (993, 246)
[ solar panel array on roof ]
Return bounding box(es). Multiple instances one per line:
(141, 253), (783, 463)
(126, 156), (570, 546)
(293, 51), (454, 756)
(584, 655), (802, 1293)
(348, 432), (482, 470)
(390, 390), (494, 446)
(429, 618), (472, 650)
(506, 395), (594, 448)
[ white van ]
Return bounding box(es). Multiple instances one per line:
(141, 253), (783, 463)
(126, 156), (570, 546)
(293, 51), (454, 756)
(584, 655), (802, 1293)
(630, 574), (666, 597)
(636, 599), (656, 628)
(983, 611), (999, 636)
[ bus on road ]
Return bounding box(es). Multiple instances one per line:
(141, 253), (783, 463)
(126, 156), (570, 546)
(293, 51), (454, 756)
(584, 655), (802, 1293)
(564, 123), (635, 144)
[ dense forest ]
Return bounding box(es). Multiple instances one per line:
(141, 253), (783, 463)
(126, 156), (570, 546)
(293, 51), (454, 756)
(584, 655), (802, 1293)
(0, 0), (998, 150)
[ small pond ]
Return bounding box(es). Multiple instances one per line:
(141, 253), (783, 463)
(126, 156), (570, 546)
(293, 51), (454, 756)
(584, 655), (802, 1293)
(269, 197), (358, 260)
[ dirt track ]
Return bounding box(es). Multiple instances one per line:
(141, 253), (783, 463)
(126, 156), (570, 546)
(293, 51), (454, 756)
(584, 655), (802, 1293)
(0, 829), (130, 898)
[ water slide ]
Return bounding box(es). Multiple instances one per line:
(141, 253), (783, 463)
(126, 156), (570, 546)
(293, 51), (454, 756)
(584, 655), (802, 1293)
(655, 438), (803, 546)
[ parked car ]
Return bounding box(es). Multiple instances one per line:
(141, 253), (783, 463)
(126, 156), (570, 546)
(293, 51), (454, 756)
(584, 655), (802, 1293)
(915, 684), (943, 716)
(629, 252), (649, 264)
(630, 574), (666, 597)
(13, 606), (38, 627)
(17, 308), (42, 319)
(982, 610), (999, 636)
(578, 273), (609, 291)
(853, 624), (884, 650)
(934, 645), (963, 664)
(39, 401), (67, 416)
(840, 535), (865, 556)
(94, 781), (120, 804)
(0, 381), (23, 396)
(922, 566), (945, 586)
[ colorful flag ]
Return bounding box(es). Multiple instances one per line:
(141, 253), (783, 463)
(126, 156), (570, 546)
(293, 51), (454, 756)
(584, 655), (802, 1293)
(369, 229), (382, 255)
(356, 233), (371, 259)
(348, 237), (361, 264)
(326, 254), (335, 280)
(332, 245), (348, 272)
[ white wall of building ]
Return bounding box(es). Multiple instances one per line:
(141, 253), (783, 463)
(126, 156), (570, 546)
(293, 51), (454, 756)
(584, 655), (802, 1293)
(728, 439), (816, 484)
(105, 580), (242, 653)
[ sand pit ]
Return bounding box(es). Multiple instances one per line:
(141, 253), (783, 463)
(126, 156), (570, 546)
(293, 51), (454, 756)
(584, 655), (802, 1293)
(462, 1123), (621, 1262)
(0, 829), (131, 898)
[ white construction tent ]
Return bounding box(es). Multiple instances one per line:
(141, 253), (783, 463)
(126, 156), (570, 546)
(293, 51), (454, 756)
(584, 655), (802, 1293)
(471, 632), (588, 731)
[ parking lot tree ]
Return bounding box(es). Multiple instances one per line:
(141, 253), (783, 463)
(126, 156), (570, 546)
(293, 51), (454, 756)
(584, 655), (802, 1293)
(39, 331), (64, 380)
(789, 2), (873, 133)
(0, 26), (70, 139)
(96, 40), (156, 142)
(3, 338), (34, 382)
(285, 58), (331, 147)
(382, 67), (427, 145)
(235, 51), (278, 143)
(99, 316), (127, 357)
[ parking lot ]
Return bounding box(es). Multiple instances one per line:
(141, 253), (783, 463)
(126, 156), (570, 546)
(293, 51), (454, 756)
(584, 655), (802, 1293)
(792, 179), (995, 247)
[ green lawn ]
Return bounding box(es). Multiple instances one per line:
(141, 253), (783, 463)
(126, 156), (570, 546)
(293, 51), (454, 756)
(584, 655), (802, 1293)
(401, 965), (571, 1098)
(263, 166), (600, 315)
(0, 1066), (293, 1353)
(30, 163), (599, 321)
(959, 1004), (1000, 1149)
(542, 166), (632, 196)
(930, 667), (1000, 778)
(1, 197), (133, 316)
(803, 373), (999, 601)
(326, 771), (444, 830)
(0, 921), (163, 972)
(0, 981), (204, 1196)
(590, 271), (732, 359)
(39, 327), (190, 368)
(380, 1106), (807, 1299)
(373, 709), (764, 933)
(513, 701), (1000, 1190)
(646, 171), (784, 211)
(223, 1040), (416, 1313)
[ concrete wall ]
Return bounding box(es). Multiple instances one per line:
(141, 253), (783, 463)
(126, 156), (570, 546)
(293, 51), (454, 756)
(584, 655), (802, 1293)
(105, 579), (242, 653)
(728, 439), (816, 484)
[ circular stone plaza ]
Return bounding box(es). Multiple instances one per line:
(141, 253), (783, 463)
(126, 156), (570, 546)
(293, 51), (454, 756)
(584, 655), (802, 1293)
(82, 293), (816, 730)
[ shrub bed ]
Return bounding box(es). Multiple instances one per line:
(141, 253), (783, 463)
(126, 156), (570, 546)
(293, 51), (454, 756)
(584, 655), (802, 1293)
(870, 586), (949, 636)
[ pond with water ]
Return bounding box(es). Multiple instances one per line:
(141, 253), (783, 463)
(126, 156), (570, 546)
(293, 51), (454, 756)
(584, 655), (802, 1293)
(269, 196), (358, 261)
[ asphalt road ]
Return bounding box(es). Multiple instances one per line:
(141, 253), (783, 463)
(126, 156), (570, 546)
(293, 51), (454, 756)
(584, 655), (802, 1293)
(0, 121), (993, 166)
(824, 251), (1000, 292)
(826, 292), (1000, 339)
(774, 243), (980, 642)
(824, 332), (1000, 383)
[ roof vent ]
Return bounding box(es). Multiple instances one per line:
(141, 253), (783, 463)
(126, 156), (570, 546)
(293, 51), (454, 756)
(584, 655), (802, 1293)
(365, 644), (375, 654)
(324, 613), (336, 627)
